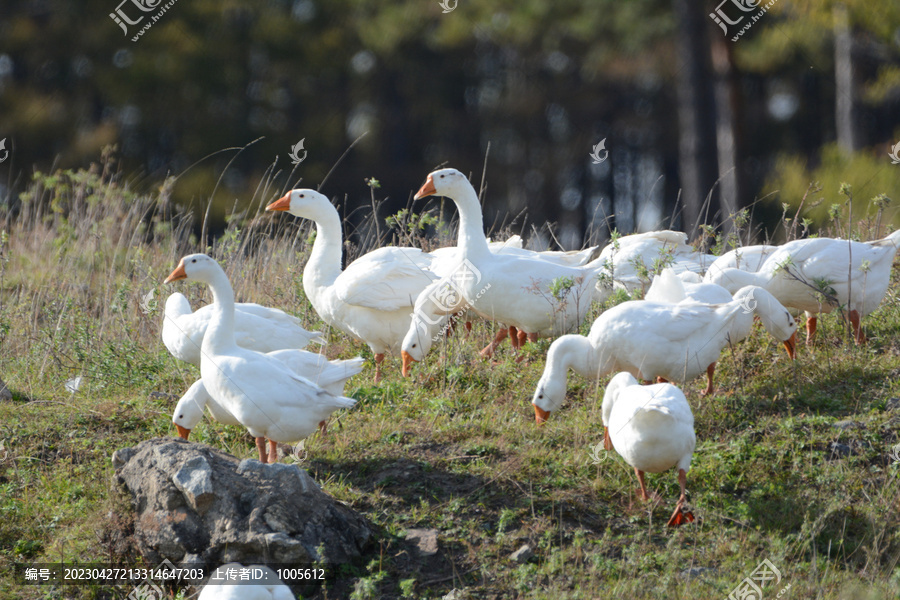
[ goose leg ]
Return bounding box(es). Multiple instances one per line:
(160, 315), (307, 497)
(479, 328), (509, 358)
(517, 329), (528, 347)
(635, 468), (650, 501)
(464, 321), (473, 337)
(700, 363), (716, 396)
(267, 439), (278, 463)
(849, 310), (866, 344)
(508, 326), (520, 351)
(656, 376), (668, 383)
(526, 332), (538, 343)
(805, 315), (817, 346)
(373, 353), (385, 383)
(318, 420), (327, 435)
(666, 469), (695, 527)
(255, 437), (267, 462)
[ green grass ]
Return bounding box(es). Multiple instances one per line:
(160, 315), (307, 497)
(0, 166), (899, 599)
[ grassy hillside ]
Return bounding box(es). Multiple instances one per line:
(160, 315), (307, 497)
(1, 166), (899, 599)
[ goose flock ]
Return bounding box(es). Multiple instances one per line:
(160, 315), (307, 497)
(160, 167), (900, 593)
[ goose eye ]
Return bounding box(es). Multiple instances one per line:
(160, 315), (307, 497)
(178, 414), (183, 418)
(411, 343), (417, 348)
(299, 194), (304, 198)
(191, 259), (197, 263)
(538, 393), (543, 399)
(439, 174), (445, 178)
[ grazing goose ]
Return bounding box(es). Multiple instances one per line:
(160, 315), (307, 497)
(704, 244), (778, 281)
(163, 293), (324, 366)
(602, 372), (696, 527)
(705, 231), (900, 344)
(165, 254), (357, 463)
(173, 352), (363, 460)
(531, 285), (796, 420)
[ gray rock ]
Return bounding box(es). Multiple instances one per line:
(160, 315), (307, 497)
(827, 441), (852, 459)
(831, 420), (860, 430)
(172, 456), (215, 515)
(885, 397), (900, 411)
(0, 378), (11, 401)
(405, 528), (439, 556)
(112, 437), (372, 566)
(442, 590), (470, 600)
(510, 544), (533, 563)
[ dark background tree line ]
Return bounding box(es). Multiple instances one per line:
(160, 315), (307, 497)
(1, 0), (899, 248)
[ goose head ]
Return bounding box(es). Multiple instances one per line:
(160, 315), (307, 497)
(266, 188), (334, 222)
(414, 168), (471, 201)
(734, 285), (797, 358)
(601, 372), (641, 451)
(164, 253), (220, 285)
(400, 316), (434, 377)
(172, 380), (207, 440)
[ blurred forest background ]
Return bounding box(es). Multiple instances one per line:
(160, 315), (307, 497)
(2, 0), (900, 248)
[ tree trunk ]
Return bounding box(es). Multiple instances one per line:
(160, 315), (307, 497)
(711, 33), (744, 233)
(834, 4), (861, 154)
(673, 0), (720, 238)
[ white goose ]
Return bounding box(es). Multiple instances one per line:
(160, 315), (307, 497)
(704, 244), (778, 281)
(266, 190), (439, 382)
(705, 231), (900, 344)
(594, 231), (717, 301)
(163, 292), (324, 366)
(531, 285), (797, 420)
(646, 268), (733, 305)
(165, 254), (357, 463)
(198, 564), (295, 600)
(602, 372), (696, 527)
(413, 168), (608, 343)
(173, 351), (363, 460)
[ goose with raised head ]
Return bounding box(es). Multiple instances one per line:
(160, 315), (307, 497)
(413, 168), (608, 344)
(531, 285), (797, 421)
(165, 254), (357, 463)
(601, 372), (696, 527)
(705, 231), (900, 344)
(173, 352), (364, 460)
(163, 293), (324, 366)
(266, 189), (440, 382)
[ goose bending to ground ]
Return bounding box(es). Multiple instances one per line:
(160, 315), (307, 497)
(602, 372), (696, 527)
(413, 168), (608, 347)
(704, 245), (778, 281)
(531, 285), (796, 420)
(198, 564), (295, 600)
(165, 254), (357, 463)
(705, 231), (900, 344)
(163, 292), (324, 366)
(266, 190), (440, 382)
(173, 352), (363, 460)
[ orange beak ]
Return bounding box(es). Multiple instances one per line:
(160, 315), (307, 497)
(414, 175), (437, 200)
(266, 193), (292, 212)
(604, 427), (614, 451)
(534, 404), (550, 425)
(164, 259), (187, 284)
(401, 350), (417, 377)
(783, 331), (797, 360)
(175, 424), (191, 440)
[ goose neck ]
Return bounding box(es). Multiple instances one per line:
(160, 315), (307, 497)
(305, 208), (344, 287)
(451, 186), (491, 257)
(203, 268), (237, 352)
